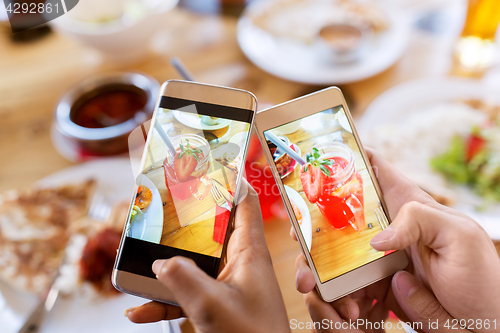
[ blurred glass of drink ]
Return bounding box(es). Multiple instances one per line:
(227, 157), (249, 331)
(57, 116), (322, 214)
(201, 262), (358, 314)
(454, 0), (500, 70)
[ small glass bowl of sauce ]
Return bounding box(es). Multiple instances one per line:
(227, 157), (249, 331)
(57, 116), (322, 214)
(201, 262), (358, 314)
(316, 22), (373, 64)
(54, 72), (159, 161)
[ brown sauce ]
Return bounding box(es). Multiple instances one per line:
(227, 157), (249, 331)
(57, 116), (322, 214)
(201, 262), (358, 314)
(71, 85), (148, 129)
(320, 24), (362, 50)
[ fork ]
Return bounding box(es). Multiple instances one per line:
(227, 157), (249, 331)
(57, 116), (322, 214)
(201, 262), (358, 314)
(374, 205), (390, 229)
(210, 181), (232, 211)
(17, 280), (60, 333)
(87, 191), (112, 222)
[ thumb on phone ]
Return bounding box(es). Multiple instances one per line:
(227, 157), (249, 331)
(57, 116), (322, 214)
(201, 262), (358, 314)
(370, 201), (460, 254)
(152, 257), (221, 318)
(392, 271), (460, 333)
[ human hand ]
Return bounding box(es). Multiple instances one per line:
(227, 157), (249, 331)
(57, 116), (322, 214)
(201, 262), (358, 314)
(126, 183), (291, 333)
(293, 148), (500, 332)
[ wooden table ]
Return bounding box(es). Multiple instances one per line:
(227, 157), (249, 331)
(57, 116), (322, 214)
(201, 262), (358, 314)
(0, 2), (496, 332)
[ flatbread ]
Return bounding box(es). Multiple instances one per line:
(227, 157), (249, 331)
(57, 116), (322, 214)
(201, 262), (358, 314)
(0, 179), (96, 295)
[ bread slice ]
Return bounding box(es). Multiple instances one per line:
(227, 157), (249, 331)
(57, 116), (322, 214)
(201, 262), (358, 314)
(0, 179), (96, 295)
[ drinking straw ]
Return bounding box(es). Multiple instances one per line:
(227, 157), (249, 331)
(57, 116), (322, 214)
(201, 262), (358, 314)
(265, 131), (306, 165)
(154, 122), (177, 155)
(171, 57), (196, 82)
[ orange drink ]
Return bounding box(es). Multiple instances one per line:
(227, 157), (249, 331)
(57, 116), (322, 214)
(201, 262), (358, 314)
(455, 0), (500, 70)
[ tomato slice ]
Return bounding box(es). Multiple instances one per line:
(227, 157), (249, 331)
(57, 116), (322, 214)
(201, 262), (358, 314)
(466, 134), (486, 162)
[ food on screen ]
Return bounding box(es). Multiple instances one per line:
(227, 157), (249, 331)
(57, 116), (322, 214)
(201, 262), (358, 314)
(123, 108), (251, 259)
(264, 106), (392, 283)
(163, 135), (210, 201)
(300, 144), (364, 231)
(292, 202), (303, 225)
(134, 186), (152, 210)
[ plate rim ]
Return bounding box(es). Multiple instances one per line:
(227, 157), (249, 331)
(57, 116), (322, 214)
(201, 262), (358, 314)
(172, 110), (232, 130)
(284, 185), (312, 251)
(237, 0), (411, 84)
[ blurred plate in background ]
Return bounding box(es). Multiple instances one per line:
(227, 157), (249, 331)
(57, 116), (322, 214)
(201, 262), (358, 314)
(0, 159), (163, 333)
(357, 77), (500, 240)
(237, 0), (411, 84)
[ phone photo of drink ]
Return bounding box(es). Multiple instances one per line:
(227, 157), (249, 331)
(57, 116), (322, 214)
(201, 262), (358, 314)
(256, 87), (407, 302)
(113, 80), (257, 305)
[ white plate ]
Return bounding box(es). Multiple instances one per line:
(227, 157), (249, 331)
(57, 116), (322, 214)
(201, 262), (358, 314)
(229, 131), (250, 151)
(0, 158), (164, 333)
(237, 0), (411, 85)
(172, 111), (232, 130)
(285, 186), (312, 251)
(129, 174), (164, 244)
(337, 111), (352, 133)
(357, 77), (500, 240)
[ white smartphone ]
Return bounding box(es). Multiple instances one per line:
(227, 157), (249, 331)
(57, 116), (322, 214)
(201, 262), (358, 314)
(256, 87), (408, 302)
(113, 80), (257, 305)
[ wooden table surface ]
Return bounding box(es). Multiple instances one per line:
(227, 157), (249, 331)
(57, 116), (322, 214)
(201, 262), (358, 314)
(0, 2), (496, 332)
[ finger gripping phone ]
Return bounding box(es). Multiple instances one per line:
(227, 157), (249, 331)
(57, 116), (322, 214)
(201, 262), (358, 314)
(113, 80), (257, 305)
(256, 87), (408, 302)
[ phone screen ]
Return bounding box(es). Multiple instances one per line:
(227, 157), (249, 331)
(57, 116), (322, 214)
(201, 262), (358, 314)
(264, 106), (394, 283)
(116, 96), (252, 278)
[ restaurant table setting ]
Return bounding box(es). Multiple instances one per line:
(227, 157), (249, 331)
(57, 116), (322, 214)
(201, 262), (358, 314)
(1, 0), (500, 332)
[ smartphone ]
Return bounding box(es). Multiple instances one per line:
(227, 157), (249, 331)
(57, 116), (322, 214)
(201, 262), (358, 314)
(256, 87), (408, 302)
(113, 80), (257, 305)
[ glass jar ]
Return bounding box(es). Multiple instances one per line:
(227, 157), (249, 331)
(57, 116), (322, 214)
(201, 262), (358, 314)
(163, 134), (210, 201)
(306, 142), (365, 231)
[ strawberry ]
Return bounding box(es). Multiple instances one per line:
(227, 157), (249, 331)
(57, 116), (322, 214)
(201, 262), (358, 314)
(300, 165), (323, 203)
(173, 139), (203, 181)
(174, 154), (197, 181)
(300, 147), (336, 203)
(466, 134), (486, 162)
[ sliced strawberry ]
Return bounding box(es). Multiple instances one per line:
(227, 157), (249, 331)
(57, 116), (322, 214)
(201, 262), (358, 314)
(300, 165), (323, 203)
(174, 153), (197, 181)
(466, 134), (486, 162)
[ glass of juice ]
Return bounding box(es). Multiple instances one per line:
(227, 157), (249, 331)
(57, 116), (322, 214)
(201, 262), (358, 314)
(163, 134), (210, 201)
(454, 0), (500, 70)
(301, 142), (365, 231)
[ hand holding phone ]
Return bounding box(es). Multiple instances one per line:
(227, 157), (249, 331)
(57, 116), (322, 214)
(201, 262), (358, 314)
(126, 184), (291, 333)
(294, 148), (500, 332)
